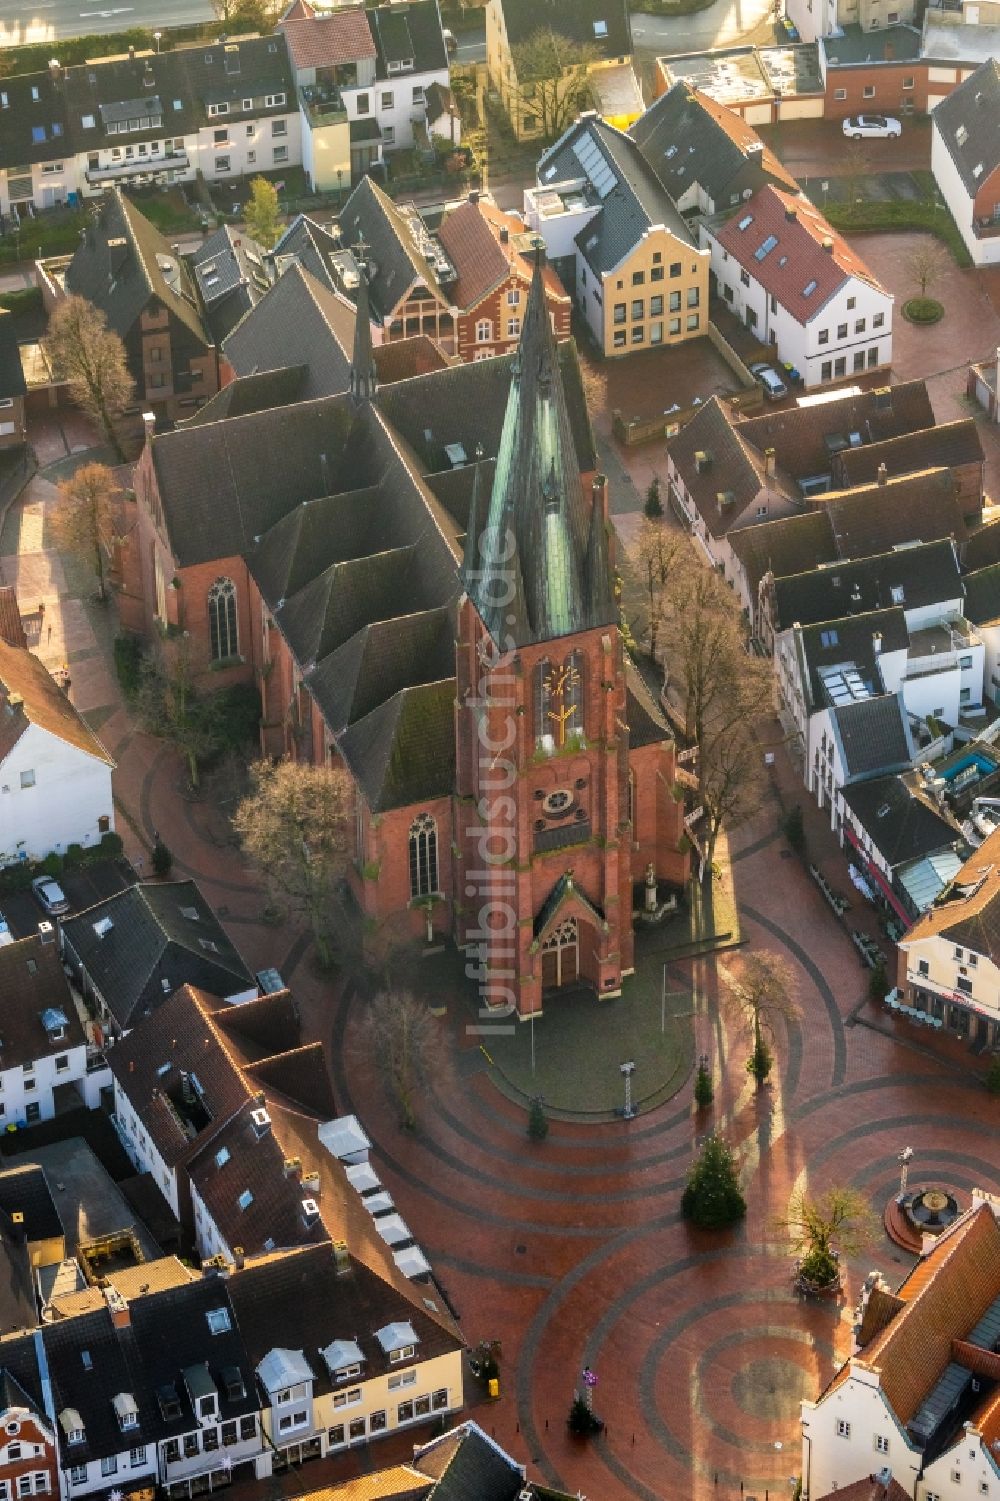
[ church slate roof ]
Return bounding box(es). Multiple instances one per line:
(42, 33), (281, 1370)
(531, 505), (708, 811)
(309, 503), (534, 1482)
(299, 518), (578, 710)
(306, 608), (454, 734)
(339, 678), (456, 811)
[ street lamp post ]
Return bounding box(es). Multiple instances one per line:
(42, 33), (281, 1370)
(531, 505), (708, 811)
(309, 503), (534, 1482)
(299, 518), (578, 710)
(154, 30), (161, 51)
(620, 1060), (636, 1120)
(581, 1366), (598, 1413)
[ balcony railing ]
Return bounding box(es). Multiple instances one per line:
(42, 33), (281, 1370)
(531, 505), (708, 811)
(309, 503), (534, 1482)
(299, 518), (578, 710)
(300, 85), (348, 126)
(85, 151), (188, 183)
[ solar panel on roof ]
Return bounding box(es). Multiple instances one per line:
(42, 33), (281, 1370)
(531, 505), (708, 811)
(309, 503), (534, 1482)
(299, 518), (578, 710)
(572, 132), (616, 199)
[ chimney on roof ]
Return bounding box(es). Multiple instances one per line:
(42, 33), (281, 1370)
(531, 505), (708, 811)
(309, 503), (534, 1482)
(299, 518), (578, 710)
(103, 1285), (130, 1330)
(48, 58), (61, 81)
(128, 44), (135, 58)
(38, 921), (55, 945)
(232, 1246), (245, 1271)
(499, 225), (509, 245)
(468, 189), (479, 205)
(877, 462), (888, 486)
(283, 1157), (302, 1180)
(822, 236), (834, 253)
(332, 1239), (350, 1275)
(873, 631), (883, 655)
(764, 446), (776, 478)
(785, 204), (797, 222)
(142, 411), (156, 445)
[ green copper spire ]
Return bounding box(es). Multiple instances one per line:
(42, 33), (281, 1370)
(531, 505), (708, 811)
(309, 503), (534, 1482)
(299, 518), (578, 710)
(462, 253), (615, 647)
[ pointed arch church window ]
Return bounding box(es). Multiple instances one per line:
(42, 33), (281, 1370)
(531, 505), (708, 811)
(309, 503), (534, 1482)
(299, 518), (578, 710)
(208, 577), (238, 662)
(409, 813), (439, 899)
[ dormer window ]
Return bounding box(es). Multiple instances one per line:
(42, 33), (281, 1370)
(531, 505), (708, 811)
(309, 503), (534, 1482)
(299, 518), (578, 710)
(112, 1393), (140, 1432)
(389, 1345), (415, 1364)
(375, 1322), (420, 1363)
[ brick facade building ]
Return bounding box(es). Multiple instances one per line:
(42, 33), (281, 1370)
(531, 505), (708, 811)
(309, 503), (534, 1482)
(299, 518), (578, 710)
(122, 262), (688, 1017)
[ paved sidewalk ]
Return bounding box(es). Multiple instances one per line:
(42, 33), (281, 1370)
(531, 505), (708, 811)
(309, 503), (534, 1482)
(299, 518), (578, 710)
(4, 470), (1000, 1501)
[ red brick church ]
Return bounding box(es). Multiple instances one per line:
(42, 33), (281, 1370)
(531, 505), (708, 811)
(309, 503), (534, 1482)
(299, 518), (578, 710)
(121, 255), (688, 1018)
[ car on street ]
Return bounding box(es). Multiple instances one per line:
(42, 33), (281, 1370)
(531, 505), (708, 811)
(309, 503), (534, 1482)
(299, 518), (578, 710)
(32, 876), (70, 916)
(842, 114), (901, 139)
(749, 362), (789, 401)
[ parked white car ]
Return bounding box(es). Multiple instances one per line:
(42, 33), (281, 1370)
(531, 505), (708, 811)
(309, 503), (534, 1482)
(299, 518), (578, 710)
(842, 114), (901, 139)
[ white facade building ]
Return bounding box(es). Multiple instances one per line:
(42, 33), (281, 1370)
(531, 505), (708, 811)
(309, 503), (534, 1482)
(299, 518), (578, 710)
(0, 932), (106, 1126)
(705, 185), (893, 386)
(0, 643), (115, 867)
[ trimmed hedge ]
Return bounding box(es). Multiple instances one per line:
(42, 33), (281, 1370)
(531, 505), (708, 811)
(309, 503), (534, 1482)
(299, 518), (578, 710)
(824, 198), (972, 268)
(114, 635), (144, 699)
(0, 287), (43, 316)
(902, 296), (944, 324)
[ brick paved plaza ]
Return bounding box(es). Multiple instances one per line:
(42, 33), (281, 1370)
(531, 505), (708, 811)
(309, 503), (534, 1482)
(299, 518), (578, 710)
(5, 458), (1000, 1501)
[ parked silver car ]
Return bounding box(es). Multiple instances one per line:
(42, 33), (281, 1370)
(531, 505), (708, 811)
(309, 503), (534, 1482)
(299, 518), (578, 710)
(749, 362), (788, 401)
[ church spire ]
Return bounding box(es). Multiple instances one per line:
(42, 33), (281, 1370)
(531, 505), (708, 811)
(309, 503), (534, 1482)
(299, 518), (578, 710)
(349, 251), (377, 406)
(585, 480), (615, 628)
(464, 249), (614, 648)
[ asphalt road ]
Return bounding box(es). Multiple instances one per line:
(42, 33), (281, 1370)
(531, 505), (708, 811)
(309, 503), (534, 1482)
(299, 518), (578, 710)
(631, 0), (775, 61)
(0, 0), (213, 45)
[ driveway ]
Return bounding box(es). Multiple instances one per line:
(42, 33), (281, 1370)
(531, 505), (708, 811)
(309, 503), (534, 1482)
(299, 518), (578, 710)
(761, 117), (932, 179)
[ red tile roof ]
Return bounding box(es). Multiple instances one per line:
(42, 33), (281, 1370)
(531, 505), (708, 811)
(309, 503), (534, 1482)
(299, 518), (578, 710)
(714, 184), (885, 321)
(437, 199), (570, 313)
(279, 3), (375, 72)
(853, 1204), (1000, 1424)
(0, 587), (26, 649)
(0, 640), (115, 767)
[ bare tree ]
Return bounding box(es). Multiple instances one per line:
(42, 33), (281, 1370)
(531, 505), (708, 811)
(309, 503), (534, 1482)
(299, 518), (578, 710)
(134, 634), (225, 791)
(633, 518), (681, 663)
(776, 1186), (876, 1288)
(233, 759), (352, 966)
(698, 717), (767, 879)
(361, 991), (437, 1131)
(512, 28), (599, 139)
(44, 296), (134, 461)
(842, 138), (871, 208)
(50, 462), (121, 601)
(906, 240), (948, 299)
(724, 949), (800, 1087)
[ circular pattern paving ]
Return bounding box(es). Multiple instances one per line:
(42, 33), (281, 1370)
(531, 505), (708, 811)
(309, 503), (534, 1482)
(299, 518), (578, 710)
(732, 1355), (817, 1423)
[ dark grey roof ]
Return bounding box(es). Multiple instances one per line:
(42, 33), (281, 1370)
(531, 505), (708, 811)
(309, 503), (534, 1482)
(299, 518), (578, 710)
(339, 678), (456, 810)
(498, 0), (632, 61)
(832, 418), (985, 490)
(41, 1277), (255, 1461)
(829, 692), (914, 781)
(536, 115), (695, 279)
(337, 175), (442, 324)
(842, 775), (961, 868)
(0, 69), (69, 170)
(249, 483), (390, 607)
(798, 605), (909, 709)
(66, 188), (211, 349)
(0, 1222), (38, 1338)
(272, 213), (342, 293)
(625, 658), (670, 748)
(0, 315), (27, 402)
(823, 21), (922, 64)
(630, 79), (794, 207)
(179, 364), (308, 428)
(149, 390), (365, 567)
(0, 934), (86, 1071)
(59, 33), (293, 157)
(378, 337), (596, 477)
(771, 539), (961, 633)
(0, 1338), (46, 1422)
(666, 396), (772, 539)
(963, 562), (1000, 626)
(60, 880), (254, 1031)
(274, 543), (431, 666)
(222, 262), (354, 399)
(0, 1163), (64, 1244)
(932, 58), (1000, 197)
(370, 0), (447, 78)
(306, 607), (454, 733)
(189, 225), (270, 343)
(413, 1422), (526, 1500)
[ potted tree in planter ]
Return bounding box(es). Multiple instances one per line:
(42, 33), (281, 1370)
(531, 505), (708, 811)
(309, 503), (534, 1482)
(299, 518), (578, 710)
(778, 1186), (876, 1296)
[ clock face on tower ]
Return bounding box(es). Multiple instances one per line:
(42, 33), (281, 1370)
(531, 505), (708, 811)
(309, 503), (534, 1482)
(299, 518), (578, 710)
(544, 661), (580, 748)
